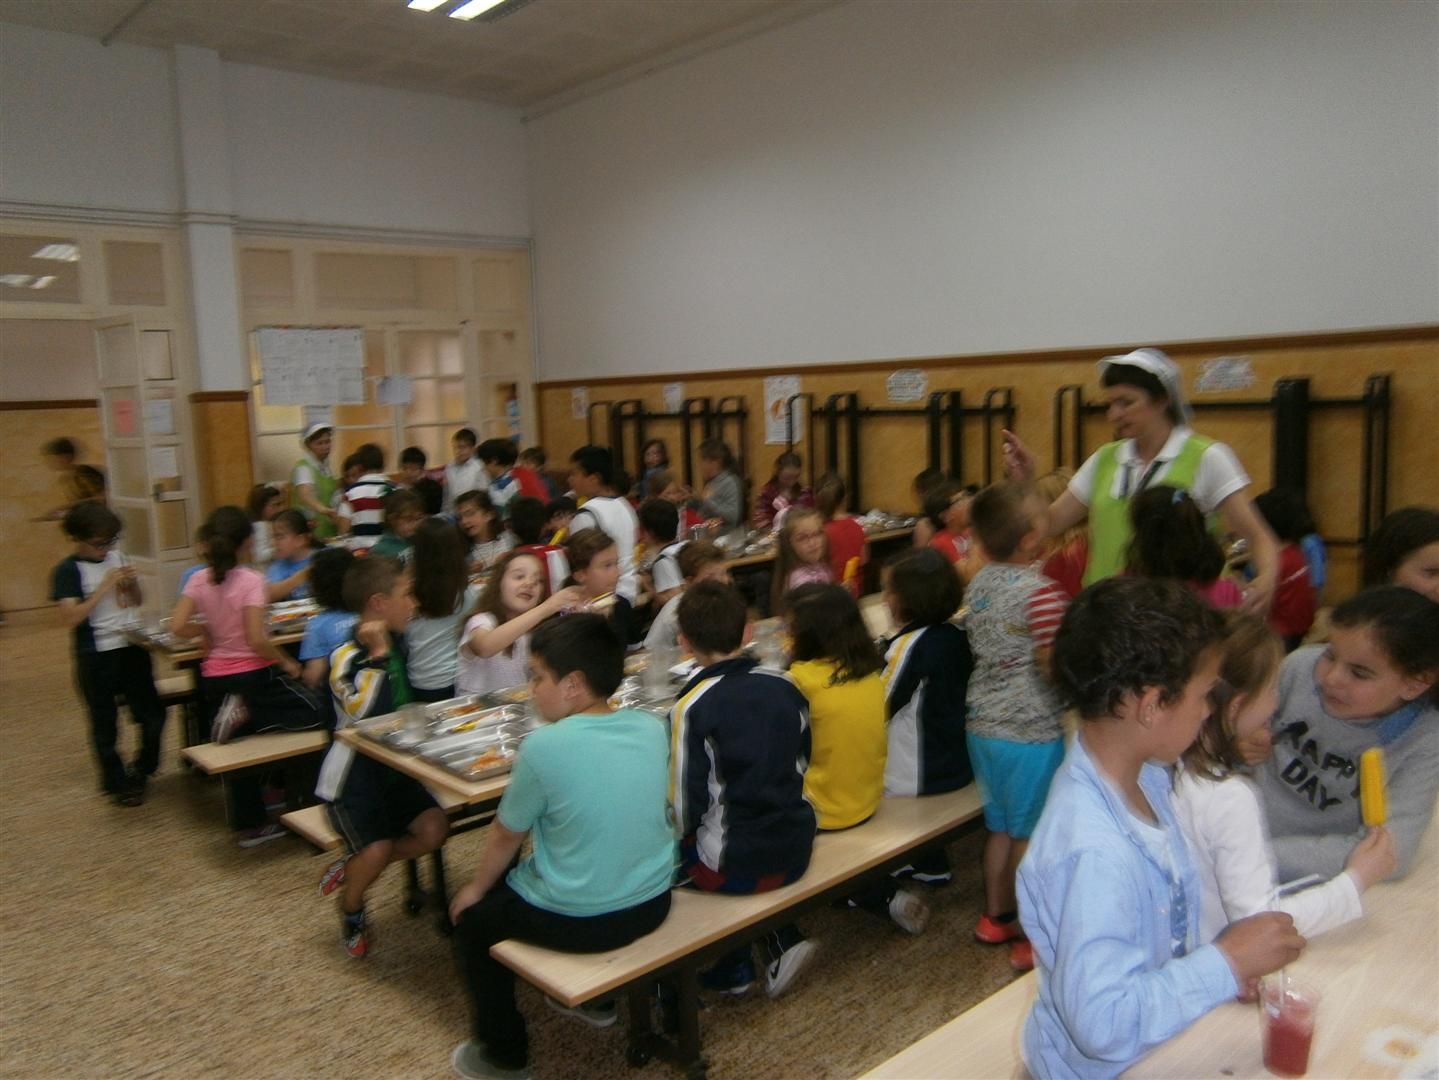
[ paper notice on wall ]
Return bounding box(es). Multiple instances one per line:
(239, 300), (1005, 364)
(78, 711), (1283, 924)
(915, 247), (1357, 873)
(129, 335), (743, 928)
(144, 398), (174, 436)
(571, 386), (590, 420)
(764, 375), (803, 445)
(112, 398), (137, 437)
(257, 327), (366, 405)
(663, 382), (684, 414)
(376, 375), (413, 406)
(1197, 356), (1256, 393)
(147, 445), (179, 481)
(887, 369), (928, 403)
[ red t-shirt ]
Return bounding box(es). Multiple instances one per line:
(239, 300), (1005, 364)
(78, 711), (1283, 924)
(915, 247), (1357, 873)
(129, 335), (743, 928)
(824, 516), (868, 597)
(1268, 543), (1317, 640)
(509, 465), (551, 502)
(1042, 538), (1088, 599)
(929, 528), (969, 564)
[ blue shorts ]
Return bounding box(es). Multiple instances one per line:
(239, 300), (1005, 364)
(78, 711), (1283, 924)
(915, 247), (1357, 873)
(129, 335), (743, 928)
(965, 732), (1065, 839)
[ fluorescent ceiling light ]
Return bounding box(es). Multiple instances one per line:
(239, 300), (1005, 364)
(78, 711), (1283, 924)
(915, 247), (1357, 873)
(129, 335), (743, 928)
(32, 243), (79, 262)
(0, 274), (33, 287)
(407, 0), (449, 10)
(449, 0), (505, 19)
(30, 275), (57, 289)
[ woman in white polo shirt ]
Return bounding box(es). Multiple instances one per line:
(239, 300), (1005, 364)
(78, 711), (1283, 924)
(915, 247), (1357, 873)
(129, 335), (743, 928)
(1004, 348), (1278, 612)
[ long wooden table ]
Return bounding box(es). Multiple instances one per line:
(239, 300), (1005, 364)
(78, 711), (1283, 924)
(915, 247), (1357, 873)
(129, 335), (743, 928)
(335, 727), (511, 809)
(867, 814), (1439, 1079)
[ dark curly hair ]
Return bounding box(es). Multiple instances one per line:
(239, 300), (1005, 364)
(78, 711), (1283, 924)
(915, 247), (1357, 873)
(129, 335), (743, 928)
(1126, 485), (1225, 585)
(1363, 507), (1439, 588)
(1054, 577), (1225, 720)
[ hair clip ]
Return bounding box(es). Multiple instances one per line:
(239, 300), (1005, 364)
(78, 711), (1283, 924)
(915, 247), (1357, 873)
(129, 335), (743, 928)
(1171, 489), (1188, 506)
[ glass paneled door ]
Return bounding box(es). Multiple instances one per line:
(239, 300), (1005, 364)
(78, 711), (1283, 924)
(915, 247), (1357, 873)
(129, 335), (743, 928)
(93, 317), (197, 622)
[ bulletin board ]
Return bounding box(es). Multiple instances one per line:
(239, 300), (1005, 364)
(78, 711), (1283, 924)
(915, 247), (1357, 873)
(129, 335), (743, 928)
(255, 327), (366, 405)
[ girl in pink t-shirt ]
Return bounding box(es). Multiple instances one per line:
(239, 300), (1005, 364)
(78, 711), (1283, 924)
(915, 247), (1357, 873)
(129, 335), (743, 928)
(171, 506), (323, 846)
(1125, 485), (1245, 610)
(771, 507), (834, 612)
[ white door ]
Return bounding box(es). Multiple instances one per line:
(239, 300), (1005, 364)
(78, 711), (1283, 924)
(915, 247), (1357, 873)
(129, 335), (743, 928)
(93, 317), (198, 622)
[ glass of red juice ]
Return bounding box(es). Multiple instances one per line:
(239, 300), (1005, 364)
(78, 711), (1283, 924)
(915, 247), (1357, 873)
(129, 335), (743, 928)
(1260, 976), (1320, 1077)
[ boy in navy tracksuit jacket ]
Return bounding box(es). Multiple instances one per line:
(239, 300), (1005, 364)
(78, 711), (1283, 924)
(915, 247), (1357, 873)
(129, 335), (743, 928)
(671, 581), (816, 994)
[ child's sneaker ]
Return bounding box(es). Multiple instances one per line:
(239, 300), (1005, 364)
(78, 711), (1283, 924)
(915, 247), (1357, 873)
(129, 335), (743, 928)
(1009, 939), (1034, 972)
(211, 694), (249, 744)
(699, 954), (756, 996)
(236, 823), (286, 848)
(342, 909), (369, 959)
(450, 1040), (531, 1080)
(543, 995), (617, 1028)
(319, 857), (348, 897)
(973, 913), (1023, 944)
(887, 888), (930, 935)
(763, 937), (818, 998)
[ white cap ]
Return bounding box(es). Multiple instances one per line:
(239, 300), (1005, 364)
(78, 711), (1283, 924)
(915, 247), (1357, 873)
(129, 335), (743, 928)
(302, 422), (333, 445)
(1097, 347), (1193, 425)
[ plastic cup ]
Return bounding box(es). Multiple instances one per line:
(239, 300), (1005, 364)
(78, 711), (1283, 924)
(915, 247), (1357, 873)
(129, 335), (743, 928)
(1260, 976), (1319, 1077)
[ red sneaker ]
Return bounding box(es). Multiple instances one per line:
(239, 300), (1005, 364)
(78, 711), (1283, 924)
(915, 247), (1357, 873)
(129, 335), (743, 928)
(973, 914), (1022, 944)
(319, 857), (348, 897)
(342, 915), (369, 959)
(1009, 939), (1034, 971)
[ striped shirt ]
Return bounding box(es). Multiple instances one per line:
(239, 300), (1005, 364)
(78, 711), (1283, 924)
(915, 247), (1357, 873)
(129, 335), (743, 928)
(340, 473), (394, 546)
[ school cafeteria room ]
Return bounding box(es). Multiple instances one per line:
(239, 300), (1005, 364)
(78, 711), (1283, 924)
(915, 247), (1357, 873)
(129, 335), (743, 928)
(1, 0), (1436, 1077)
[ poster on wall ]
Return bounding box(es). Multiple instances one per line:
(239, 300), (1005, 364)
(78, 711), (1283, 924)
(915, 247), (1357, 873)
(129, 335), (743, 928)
(663, 382), (684, 414)
(112, 398), (137, 437)
(1196, 356), (1256, 393)
(764, 375), (803, 445)
(570, 386), (590, 420)
(257, 327), (366, 405)
(887, 369), (928, 403)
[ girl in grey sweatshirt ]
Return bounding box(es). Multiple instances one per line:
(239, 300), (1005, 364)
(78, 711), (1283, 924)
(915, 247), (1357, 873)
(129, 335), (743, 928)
(1256, 587), (1439, 882)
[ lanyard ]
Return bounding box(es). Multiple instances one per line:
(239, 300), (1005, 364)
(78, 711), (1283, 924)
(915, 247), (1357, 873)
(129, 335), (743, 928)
(1121, 457), (1166, 499)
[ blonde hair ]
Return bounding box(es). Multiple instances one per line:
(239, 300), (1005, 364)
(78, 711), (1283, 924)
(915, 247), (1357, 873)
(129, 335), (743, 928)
(1036, 469), (1084, 557)
(1182, 612), (1285, 781)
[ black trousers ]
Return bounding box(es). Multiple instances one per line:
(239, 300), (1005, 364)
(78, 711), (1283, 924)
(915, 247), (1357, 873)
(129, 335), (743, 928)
(74, 646), (165, 793)
(199, 666), (324, 828)
(454, 882), (671, 1068)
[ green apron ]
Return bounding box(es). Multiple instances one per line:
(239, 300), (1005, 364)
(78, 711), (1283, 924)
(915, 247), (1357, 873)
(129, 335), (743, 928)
(292, 454), (338, 541)
(1083, 434), (1213, 586)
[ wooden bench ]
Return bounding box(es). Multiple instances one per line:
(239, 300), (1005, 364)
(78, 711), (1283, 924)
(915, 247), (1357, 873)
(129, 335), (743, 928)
(863, 972), (1032, 1079)
(181, 730), (330, 826)
(280, 787), (468, 851)
(491, 784), (984, 1078)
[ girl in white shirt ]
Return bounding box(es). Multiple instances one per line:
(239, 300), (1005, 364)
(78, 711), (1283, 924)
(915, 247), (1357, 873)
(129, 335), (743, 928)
(457, 551), (582, 695)
(1173, 612), (1395, 943)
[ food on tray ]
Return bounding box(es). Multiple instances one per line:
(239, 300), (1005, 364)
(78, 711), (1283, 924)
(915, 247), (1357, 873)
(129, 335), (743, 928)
(463, 747), (512, 775)
(433, 703), (483, 722)
(491, 686), (531, 704)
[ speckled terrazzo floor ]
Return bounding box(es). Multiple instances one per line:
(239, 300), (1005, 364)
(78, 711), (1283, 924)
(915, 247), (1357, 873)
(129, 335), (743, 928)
(0, 609), (1018, 1080)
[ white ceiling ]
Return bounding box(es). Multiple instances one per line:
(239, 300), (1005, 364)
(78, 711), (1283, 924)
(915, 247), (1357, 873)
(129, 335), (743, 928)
(0, 0), (835, 109)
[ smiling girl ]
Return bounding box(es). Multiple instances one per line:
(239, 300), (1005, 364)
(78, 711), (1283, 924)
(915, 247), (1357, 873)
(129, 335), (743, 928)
(456, 551), (583, 695)
(1173, 613), (1395, 945)
(1257, 586), (1439, 883)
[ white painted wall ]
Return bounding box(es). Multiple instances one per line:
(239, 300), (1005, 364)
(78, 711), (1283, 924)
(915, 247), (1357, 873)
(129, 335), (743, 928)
(223, 63), (529, 238)
(0, 23), (530, 239)
(0, 26), (181, 214)
(527, 0), (1439, 380)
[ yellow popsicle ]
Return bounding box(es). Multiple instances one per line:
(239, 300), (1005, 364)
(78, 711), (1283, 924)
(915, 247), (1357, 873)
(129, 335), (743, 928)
(1360, 747), (1387, 826)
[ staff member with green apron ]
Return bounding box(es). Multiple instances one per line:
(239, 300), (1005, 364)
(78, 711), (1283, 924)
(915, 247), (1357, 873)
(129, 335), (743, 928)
(291, 423), (340, 541)
(1003, 348), (1278, 613)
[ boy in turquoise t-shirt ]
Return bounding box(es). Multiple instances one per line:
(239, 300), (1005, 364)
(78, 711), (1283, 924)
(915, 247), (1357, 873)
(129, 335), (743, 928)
(448, 614), (674, 1080)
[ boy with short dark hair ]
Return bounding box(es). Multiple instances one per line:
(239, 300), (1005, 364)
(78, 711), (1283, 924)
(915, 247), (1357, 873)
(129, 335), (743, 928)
(518, 446), (558, 499)
(568, 445), (640, 608)
(369, 488), (426, 561)
(671, 581), (816, 993)
(449, 614), (673, 1079)
(339, 443), (394, 549)
(316, 557), (449, 958)
(643, 540), (730, 654)
(480, 438), (549, 513)
(638, 497), (685, 608)
(398, 446), (428, 487)
(51, 501), (164, 805)
(964, 482), (1070, 971)
(444, 427), (486, 516)
(508, 495), (569, 590)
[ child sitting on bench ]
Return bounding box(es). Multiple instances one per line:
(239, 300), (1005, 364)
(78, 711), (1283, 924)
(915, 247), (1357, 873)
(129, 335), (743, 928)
(448, 614), (674, 1080)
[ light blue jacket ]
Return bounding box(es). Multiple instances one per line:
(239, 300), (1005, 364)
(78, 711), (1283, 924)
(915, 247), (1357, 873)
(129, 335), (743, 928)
(1018, 734), (1238, 1078)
